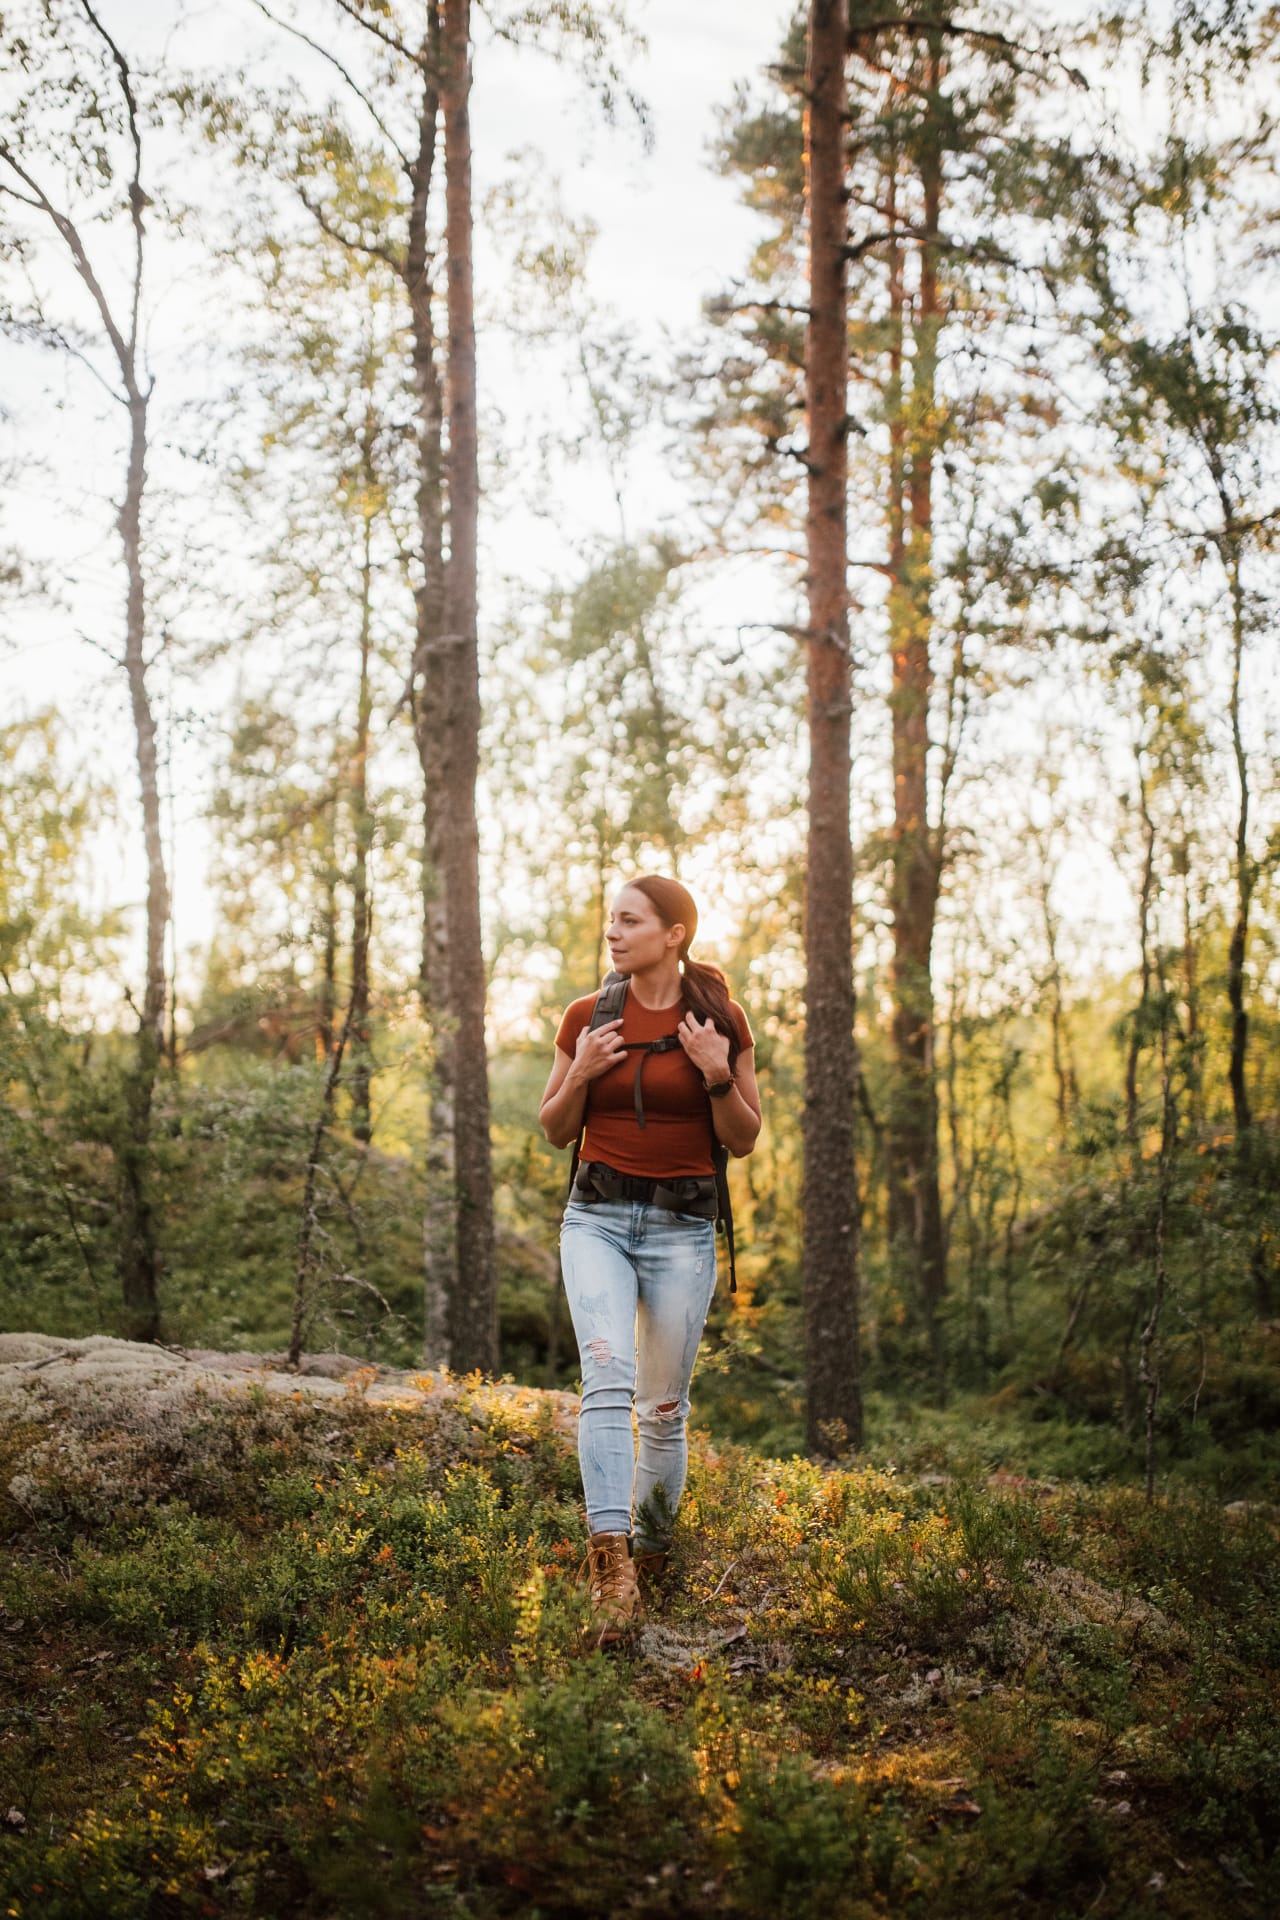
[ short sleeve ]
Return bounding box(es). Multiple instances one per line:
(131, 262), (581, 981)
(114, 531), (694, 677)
(554, 994), (597, 1057)
(732, 1001), (753, 1053)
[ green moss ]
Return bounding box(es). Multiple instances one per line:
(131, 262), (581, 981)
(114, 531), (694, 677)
(3, 1362), (1280, 1917)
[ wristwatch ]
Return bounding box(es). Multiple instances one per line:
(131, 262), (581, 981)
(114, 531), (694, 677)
(704, 1077), (734, 1099)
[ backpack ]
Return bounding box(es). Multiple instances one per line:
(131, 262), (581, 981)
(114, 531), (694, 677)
(567, 970), (737, 1292)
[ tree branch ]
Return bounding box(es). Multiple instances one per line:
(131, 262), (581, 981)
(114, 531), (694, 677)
(250, 0), (414, 170)
(295, 182), (404, 271)
(848, 16), (1087, 88)
(78, 0), (146, 362)
(707, 295), (811, 320)
(6, 303), (121, 403)
(330, 0), (421, 65)
(0, 144), (134, 393)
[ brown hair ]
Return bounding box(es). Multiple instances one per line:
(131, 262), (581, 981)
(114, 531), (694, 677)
(629, 874), (741, 1070)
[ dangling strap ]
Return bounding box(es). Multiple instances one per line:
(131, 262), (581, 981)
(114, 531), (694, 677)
(625, 1034), (682, 1129)
(711, 1138), (736, 1293)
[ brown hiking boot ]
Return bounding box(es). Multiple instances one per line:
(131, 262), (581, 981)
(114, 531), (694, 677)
(582, 1532), (641, 1648)
(632, 1546), (670, 1604)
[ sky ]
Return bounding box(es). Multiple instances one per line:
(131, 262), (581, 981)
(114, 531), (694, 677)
(3, 0), (1271, 1028)
(1, 0), (794, 1000)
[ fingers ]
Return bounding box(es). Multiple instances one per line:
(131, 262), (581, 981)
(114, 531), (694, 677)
(577, 1017), (623, 1051)
(576, 1018), (626, 1079)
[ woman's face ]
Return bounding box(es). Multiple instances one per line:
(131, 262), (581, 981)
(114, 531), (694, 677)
(605, 886), (684, 977)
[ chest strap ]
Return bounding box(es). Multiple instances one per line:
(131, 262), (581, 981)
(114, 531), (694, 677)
(619, 1033), (682, 1128)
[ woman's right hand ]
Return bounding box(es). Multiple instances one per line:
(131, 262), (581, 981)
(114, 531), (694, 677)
(570, 1017), (626, 1083)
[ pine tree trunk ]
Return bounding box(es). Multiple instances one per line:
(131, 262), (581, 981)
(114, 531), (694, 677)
(440, 0), (498, 1375)
(1225, 545), (1253, 1145)
(406, 45), (457, 1368)
(1178, 848), (1200, 1136)
(318, 814), (337, 1065)
(350, 511), (374, 1146)
(802, 0), (862, 1457)
(1125, 755), (1156, 1142)
(1040, 873), (1077, 1130)
(886, 32), (946, 1353)
(118, 388), (168, 1338)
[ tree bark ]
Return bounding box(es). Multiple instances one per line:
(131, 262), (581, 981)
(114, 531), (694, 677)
(350, 508), (375, 1145)
(1225, 544), (1253, 1145)
(1036, 854), (1077, 1131)
(290, 992), (356, 1367)
(317, 803), (337, 1065)
(116, 358), (167, 1341)
(1125, 749), (1156, 1142)
(1175, 836), (1200, 1137)
(405, 37), (458, 1368)
(802, 0), (862, 1457)
(885, 30), (946, 1356)
(440, 0), (498, 1374)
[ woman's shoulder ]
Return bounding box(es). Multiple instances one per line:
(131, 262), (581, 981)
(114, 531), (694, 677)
(554, 993), (599, 1050)
(728, 998), (754, 1049)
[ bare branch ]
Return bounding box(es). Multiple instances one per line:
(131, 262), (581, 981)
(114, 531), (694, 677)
(331, 0), (421, 65)
(848, 16), (1087, 88)
(6, 302), (121, 402)
(78, 0), (146, 360)
(295, 182), (404, 272)
(0, 143), (134, 392)
(707, 296), (811, 320)
(0, 180), (44, 210)
(250, 0), (414, 170)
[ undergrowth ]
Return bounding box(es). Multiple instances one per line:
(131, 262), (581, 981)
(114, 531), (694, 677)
(1, 1368), (1277, 1917)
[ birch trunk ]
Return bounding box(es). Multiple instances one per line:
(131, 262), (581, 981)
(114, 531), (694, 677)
(118, 385), (168, 1336)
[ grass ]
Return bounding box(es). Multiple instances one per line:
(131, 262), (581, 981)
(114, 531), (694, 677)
(1, 1349), (1278, 1917)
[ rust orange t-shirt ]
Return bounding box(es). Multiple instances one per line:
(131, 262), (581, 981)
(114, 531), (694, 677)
(555, 991), (754, 1179)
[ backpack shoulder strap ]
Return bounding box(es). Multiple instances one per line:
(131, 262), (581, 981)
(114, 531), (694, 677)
(590, 970), (629, 1031)
(567, 972), (629, 1198)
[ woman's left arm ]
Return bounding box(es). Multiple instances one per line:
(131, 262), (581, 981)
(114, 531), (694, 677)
(678, 1014), (762, 1158)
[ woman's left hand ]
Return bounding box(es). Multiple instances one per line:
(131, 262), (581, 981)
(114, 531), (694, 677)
(677, 1012), (731, 1084)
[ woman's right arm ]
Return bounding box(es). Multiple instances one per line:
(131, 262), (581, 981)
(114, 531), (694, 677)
(539, 1018), (626, 1148)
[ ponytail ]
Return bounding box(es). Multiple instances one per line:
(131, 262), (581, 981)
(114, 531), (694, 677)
(629, 873), (741, 1071)
(680, 957), (741, 1072)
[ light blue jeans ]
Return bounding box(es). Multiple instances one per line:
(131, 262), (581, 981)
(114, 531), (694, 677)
(559, 1196), (718, 1550)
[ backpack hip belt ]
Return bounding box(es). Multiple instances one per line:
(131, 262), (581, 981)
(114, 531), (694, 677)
(573, 1159), (718, 1219)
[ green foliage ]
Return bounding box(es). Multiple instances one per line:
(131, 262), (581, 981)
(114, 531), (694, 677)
(2, 1370), (1279, 1916)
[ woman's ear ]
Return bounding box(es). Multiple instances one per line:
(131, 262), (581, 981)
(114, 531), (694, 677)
(667, 921), (687, 951)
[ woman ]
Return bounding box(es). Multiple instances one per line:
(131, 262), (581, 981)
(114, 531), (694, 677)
(539, 875), (761, 1647)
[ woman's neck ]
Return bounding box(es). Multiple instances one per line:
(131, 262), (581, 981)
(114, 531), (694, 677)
(626, 958), (682, 1010)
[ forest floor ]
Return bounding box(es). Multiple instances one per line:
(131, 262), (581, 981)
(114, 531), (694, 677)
(0, 1333), (1277, 1918)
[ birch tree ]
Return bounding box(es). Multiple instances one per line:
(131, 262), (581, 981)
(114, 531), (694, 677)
(0, 0), (169, 1334)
